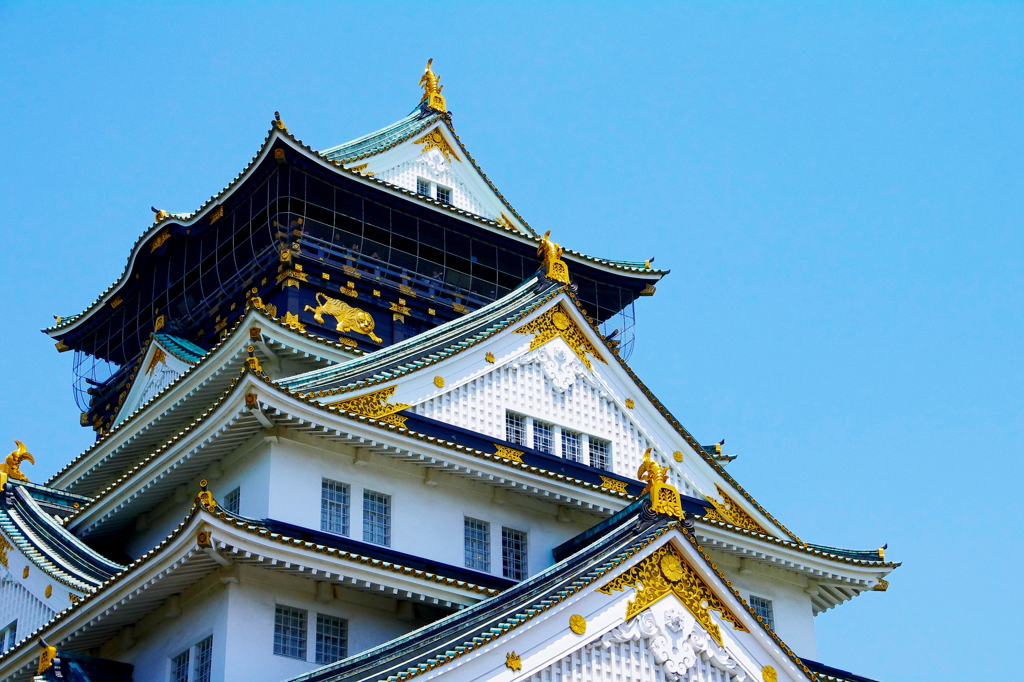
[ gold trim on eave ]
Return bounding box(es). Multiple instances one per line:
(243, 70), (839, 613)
(703, 484), (768, 535)
(514, 301), (605, 370)
(414, 128), (459, 164)
(328, 386), (411, 428)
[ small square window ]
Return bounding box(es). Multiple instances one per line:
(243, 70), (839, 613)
(750, 596), (774, 630)
(315, 614), (348, 664)
(321, 479), (350, 535)
(464, 517), (490, 571)
(506, 412), (526, 446)
(502, 527), (528, 581)
(561, 430), (582, 463)
(0, 621), (16, 654)
(223, 487), (240, 515)
(417, 178), (431, 196)
(533, 421), (554, 455)
(363, 490), (391, 546)
(274, 605), (307, 659)
(589, 438), (612, 471)
(436, 185), (452, 205)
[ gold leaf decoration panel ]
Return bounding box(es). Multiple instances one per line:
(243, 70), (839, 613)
(704, 484), (768, 534)
(598, 542), (747, 646)
(328, 386), (411, 421)
(513, 302), (605, 370)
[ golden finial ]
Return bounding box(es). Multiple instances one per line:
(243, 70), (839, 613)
(419, 59), (447, 113)
(537, 230), (570, 284)
(273, 111), (288, 132)
(151, 206), (169, 222)
(1, 441), (35, 482)
(637, 448), (685, 519)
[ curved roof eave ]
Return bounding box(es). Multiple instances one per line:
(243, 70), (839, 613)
(45, 123), (667, 340)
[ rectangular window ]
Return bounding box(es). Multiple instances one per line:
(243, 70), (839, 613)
(750, 596), (774, 630)
(274, 605), (307, 660)
(0, 621), (16, 654)
(464, 517), (490, 571)
(589, 438), (612, 471)
(193, 636), (213, 682)
(362, 490), (391, 546)
(223, 487), (240, 515)
(170, 649), (190, 682)
(505, 412), (526, 446)
(321, 479), (350, 535)
(436, 185), (452, 205)
(417, 178), (431, 196)
(502, 527), (528, 581)
(533, 420), (554, 455)
(315, 614), (348, 664)
(561, 429), (582, 463)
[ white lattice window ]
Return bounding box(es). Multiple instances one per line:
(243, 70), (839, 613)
(436, 185), (452, 205)
(562, 429), (582, 463)
(750, 595), (774, 630)
(506, 412), (527, 446)
(363, 490), (391, 546)
(590, 437), (612, 470)
(502, 527), (528, 580)
(170, 636), (213, 682)
(315, 614), (348, 664)
(0, 621), (15, 655)
(533, 420), (555, 455)
(464, 517), (490, 571)
(321, 479), (350, 535)
(274, 606), (307, 659)
(417, 178), (431, 196)
(223, 487), (240, 514)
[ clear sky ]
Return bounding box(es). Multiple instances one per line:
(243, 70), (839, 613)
(1, 3), (1021, 680)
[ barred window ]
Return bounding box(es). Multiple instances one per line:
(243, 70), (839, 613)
(193, 636), (213, 682)
(363, 490), (391, 546)
(505, 412), (526, 446)
(561, 429), (582, 462)
(315, 614), (348, 664)
(436, 185), (452, 205)
(533, 420), (554, 455)
(223, 487), (240, 514)
(1, 621), (16, 654)
(502, 527), (528, 581)
(589, 438), (612, 471)
(417, 178), (431, 196)
(170, 649), (190, 682)
(321, 479), (350, 535)
(464, 517), (490, 571)
(274, 605), (307, 659)
(750, 596), (774, 630)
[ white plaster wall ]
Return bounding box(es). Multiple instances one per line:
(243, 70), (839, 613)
(375, 150), (487, 218)
(265, 436), (598, 577)
(124, 440), (271, 559)
(0, 573), (53, 649)
(222, 565), (422, 680)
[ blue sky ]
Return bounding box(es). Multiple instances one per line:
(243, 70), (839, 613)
(1, 3), (1021, 680)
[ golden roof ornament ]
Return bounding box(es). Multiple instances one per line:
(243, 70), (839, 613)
(1, 441), (35, 482)
(537, 230), (571, 284)
(419, 59), (447, 113)
(637, 448), (684, 519)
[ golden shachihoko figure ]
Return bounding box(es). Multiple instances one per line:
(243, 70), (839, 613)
(1, 441), (35, 482)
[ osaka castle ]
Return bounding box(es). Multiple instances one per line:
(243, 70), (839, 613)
(0, 61), (895, 682)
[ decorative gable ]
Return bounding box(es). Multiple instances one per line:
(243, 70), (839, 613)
(113, 337), (198, 426)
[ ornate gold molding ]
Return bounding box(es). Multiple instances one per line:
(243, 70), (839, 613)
(569, 614), (587, 635)
(598, 543), (747, 646)
(703, 484), (768, 534)
(146, 347), (167, 374)
(504, 652), (521, 672)
(599, 476), (628, 494)
(150, 230), (171, 251)
(513, 302), (605, 370)
(762, 665), (778, 682)
(1, 441), (34, 482)
(637, 449), (684, 519)
(328, 386), (410, 428)
(0, 535), (10, 569)
(284, 312), (306, 332)
(413, 128), (459, 163)
(493, 444), (525, 463)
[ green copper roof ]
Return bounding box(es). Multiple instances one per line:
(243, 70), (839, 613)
(322, 103), (441, 163)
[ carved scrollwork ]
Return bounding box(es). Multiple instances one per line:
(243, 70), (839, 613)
(703, 484), (768, 535)
(514, 302), (605, 371)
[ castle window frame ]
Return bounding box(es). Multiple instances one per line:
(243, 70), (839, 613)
(0, 620), (16, 654)
(417, 177), (431, 197)
(503, 410), (614, 471)
(464, 517), (490, 572)
(363, 489), (392, 546)
(321, 478), (351, 536)
(274, 605), (308, 660)
(222, 487), (240, 515)
(315, 613), (348, 664)
(169, 635), (213, 682)
(435, 184), (452, 205)
(501, 526), (528, 581)
(749, 595), (775, 630)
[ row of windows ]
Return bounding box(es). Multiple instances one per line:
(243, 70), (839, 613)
(463, 518), (529, 581)
(274, 606), (348, 664)
(320, 479), (391, 546)
(506, 412), (613, 471)
(416, 178), (452, 205)
(171, 636), (213, 682)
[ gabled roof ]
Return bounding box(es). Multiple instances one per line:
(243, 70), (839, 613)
(0, 482), (122, 592)
(322, 103), (441, 164)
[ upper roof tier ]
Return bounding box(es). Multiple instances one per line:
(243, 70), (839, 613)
(44, 61), (665, 384)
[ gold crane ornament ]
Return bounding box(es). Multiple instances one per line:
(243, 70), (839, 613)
(1, 441), (35, 482)
(419, 59), (447, 113)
